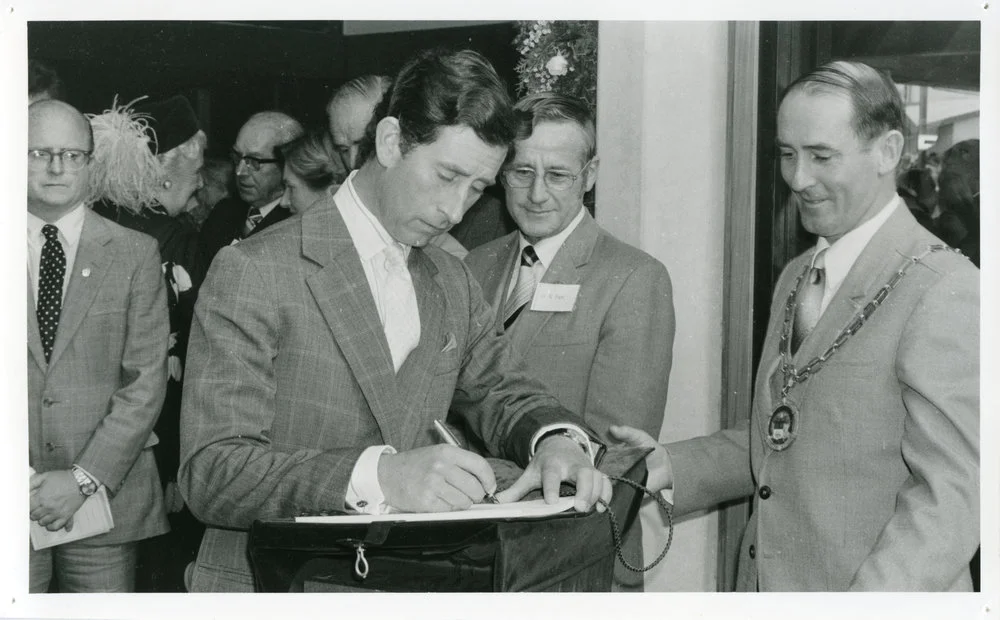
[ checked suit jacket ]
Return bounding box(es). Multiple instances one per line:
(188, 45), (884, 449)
(666, 204), (979, 591)
(179, 192), (595, 592)
(28, 208), (170, 545)
(465, 211), (675, 589)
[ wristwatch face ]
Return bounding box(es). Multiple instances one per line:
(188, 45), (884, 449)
(79, 480), (97, 496)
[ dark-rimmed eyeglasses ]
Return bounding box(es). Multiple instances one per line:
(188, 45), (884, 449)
(501, 157), (594, 192)
(27, 149), (92, 171)
(230, 149), (280, 172)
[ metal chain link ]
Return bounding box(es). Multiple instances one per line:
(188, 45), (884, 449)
(778, 244), (959, 396)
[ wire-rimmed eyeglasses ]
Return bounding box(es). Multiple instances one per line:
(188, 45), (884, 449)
(27, 149), (92, 171)
(500, 157), (594, 192)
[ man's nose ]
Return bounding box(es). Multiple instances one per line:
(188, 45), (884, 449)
(784, 158), (814, 193)
(235, 159), (251, 177)
(440, 194), (465, 226)
(528, 173), (548, 203)
(47, 154), (65, 175)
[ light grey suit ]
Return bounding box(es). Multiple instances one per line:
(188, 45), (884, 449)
(179, 194), (595, 592)
(29, 208), (170, 548)
(667, 205), (979, 591)
(465, 211), (675, 589)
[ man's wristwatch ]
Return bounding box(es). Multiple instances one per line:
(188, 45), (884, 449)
(71, 465), (98, 497)
(538, 429), (593, 457)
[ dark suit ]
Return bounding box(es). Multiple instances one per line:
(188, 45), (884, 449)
(198, 197), (291, 266)
(667, 205), (979, 591)
(466, 211), (674, 590)
(29, 209), (170, 583)
(179, 190), (596, 592)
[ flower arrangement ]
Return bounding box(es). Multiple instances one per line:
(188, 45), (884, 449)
(514, 20), (598, 110)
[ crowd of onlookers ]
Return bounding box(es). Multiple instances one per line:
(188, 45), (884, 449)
(898, 142), (980, 267)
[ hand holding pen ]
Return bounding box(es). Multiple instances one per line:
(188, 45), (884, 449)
(433, 420), (500, 504)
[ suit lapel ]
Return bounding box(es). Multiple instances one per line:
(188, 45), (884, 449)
(27, 274), (45, 370)
(47, 210), (115, 369)
(508, 212), (598, 349)
(392, 249), (446, 447)
(301, 197), (404, 447)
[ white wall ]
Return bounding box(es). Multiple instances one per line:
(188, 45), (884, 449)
(596, 21), (730, 592)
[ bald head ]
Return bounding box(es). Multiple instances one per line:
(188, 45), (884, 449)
(233, 111), (304, 208)
(28, 100), (94, 221)
(327, 76), (391, 170)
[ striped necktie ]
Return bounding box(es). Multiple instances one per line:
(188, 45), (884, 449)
(37, 224), (66, 363)
(243, 206), (264, 237)
(503, 246), (541, 328)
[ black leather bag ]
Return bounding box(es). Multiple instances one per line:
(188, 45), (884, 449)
(247, 448), (649, 592)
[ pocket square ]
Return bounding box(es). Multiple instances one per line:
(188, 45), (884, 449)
(441, 332), (457, 353)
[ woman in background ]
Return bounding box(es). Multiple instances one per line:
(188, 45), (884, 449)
(278, 129), (347, 215)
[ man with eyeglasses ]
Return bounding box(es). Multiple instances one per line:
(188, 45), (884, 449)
(199, 111), (303, 265)
(464, 92), (675, 591)
(27, 100), (170, 592)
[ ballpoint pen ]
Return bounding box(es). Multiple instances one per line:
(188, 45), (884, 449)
(433, 419), (500, 504)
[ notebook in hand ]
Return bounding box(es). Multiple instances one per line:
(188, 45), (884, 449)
(29, 481), (114, 550)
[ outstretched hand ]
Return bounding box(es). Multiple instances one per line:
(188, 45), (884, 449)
(378, 445), (497, 513)
(495, 434), (612, 513)
(609, 425), (672, 492)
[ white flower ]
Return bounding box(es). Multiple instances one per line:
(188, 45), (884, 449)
(545, 54), (569, 77)
(168, 355), (183, 382)
(171, 264), (192, 293)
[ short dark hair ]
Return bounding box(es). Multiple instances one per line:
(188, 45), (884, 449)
(360, 48), (515, 164)
(29, 59), (65, 101)
(938, 139), (979, 222)
(511, 92), (596, 163)
(782, 60), (905, 142)
(279, 129), (347, 191)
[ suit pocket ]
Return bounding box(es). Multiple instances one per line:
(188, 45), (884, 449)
(432, 350), (460, 376)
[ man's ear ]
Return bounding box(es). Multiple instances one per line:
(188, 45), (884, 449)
(877, 130), (904, 176)
(375, 117), (403, 168)
(583, 156), (599, 193)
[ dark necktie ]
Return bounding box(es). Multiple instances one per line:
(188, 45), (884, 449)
(243, 206), (264, 237)
(503, 246), (541, 329)
(37, 224), (66, 363)
(792, 248), (827, 354)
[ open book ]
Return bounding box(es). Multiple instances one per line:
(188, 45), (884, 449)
(29, 468), (115, 550)
(295, 496), (577, 524)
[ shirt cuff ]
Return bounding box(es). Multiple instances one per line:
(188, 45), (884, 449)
(345, 445), (397, 515)
(529, 424), (596, 464)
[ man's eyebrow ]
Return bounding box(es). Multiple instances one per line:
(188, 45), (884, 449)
(774, 139), (837, 152)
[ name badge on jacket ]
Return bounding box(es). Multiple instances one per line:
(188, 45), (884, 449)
(531, 283), (580, 312)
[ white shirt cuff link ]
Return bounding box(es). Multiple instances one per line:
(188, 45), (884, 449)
(346, 445), (397, 515)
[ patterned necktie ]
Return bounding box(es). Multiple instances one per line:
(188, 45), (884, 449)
(503, 246), (541, 328)
(792, 248), (827, 354)
(243, 206), (264, 237)
(379, 243), (421, 372)
(37, 224), (66, 363)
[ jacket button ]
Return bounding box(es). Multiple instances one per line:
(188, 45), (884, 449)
(758, 485), (772, 500)
(748, 544), (756, 559)
(42, 397), (55, 407)
(45, 442), (55, 452)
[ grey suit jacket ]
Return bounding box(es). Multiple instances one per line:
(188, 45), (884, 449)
(465, 211), (674, 589)
(667, 205), (979, 591)
(179, 194), (592, 592)
(28, 208), (170, 545)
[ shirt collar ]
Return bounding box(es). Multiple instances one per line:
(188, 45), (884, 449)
(27, 203), (87, 246)
(256, 197), (282, 219)
(334, 170), (410, 262)
(517, 206), (586, 270)
(813, 194), (901, 288)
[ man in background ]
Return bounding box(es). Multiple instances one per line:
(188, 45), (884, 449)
(198, 111), (303, 264)
(28, 100), (169, 592)
(613, 60), (979, 591)
(465, 92), (674, 590)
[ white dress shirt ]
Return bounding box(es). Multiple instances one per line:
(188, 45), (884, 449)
(28, 204), (86, 307)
